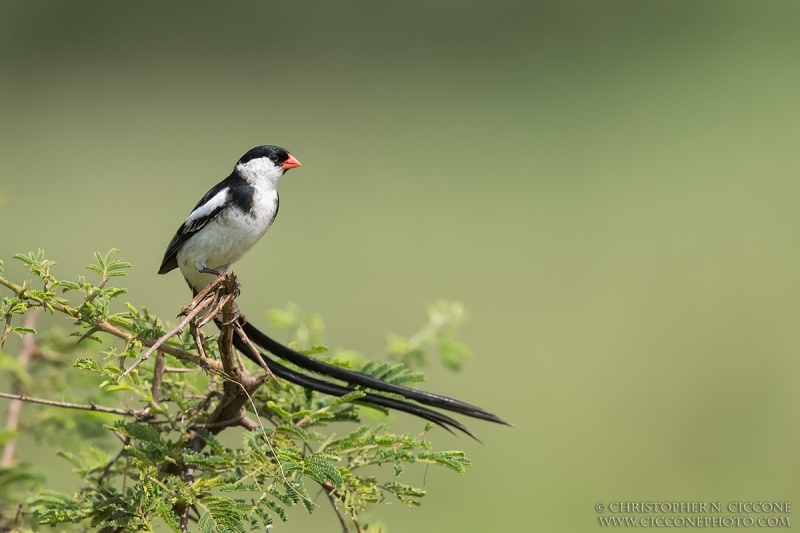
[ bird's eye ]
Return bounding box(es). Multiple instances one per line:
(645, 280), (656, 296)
(269, 154), (277, 162)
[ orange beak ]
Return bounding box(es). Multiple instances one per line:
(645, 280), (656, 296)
(282, 154), (301, 170)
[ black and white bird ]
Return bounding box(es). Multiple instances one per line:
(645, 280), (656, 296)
(158, 145), (300, 289)
(159, 145), (510, 438)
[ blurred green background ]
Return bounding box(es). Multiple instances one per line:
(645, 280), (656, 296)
(2, 1), (800, 531)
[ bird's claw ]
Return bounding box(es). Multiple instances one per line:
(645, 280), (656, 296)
(199, 267), (222, 276)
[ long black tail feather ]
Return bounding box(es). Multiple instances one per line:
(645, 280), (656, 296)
(229, 331), (479, 439)
(240, 322), (512, 427)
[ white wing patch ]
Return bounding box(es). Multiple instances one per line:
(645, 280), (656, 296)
(186, 188), (229, 225)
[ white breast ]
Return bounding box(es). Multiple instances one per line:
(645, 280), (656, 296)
(178, 186), (279, 291)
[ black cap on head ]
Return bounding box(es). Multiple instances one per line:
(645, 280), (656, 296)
(237, 145), (291, 167)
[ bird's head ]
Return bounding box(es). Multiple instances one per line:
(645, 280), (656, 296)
(235, 145), (301, 184)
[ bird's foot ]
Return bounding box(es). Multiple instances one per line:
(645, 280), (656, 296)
(199, 266), (222, 276)
(196, 260), (227, 277)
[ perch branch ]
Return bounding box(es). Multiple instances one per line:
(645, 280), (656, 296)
(0, 392), (144, 417)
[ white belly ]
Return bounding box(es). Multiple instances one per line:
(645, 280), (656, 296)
(178, 189), (277, 290)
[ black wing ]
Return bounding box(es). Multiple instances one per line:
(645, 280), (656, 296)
(158, 178), (231, 274)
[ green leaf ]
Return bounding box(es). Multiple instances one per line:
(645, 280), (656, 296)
(266, 401), (292, 419)
(58, 280), (81, 291)
(439, 339), (471, 371)
(304, 452), (343, 488)
(383, 481), (426, 497)
(196, 428), (227, 456)
(199, 496), (247, 533)
(110, 420), (163, 445)
(418, 451), (471, 473)
(74, 357), (101, 372)
(266, 308), (296, 328)
(261, 498), (287, 522)
(107, 313), (135, 328)
(157, 499), (183, 533)
(299, 344), (328, 356)
(101, 363), (122, 377)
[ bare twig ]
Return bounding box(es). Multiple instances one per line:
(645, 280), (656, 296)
(196, 293), (236, 329)
(120, 274), (316, 514)
(352, 513), (366, 533)
(238, 415), (259, 431)
(0, 392), (143, 417)
(164, 366), (196, 373)
(117, 292), (216, 381)
(197, 276), (267, 431)
(182, 274), (228, 312)
(1, 309), (41, 467)
(191, 412), (246, 429)
(321, 481), (351, 533)
(179, 431), (204, 533)
(190, 322), (208, 361)
(117, 274), (246, 382)
(234, 321), (274, 377)
(1, 314), (12, 349)
(98, 437), (130, 485)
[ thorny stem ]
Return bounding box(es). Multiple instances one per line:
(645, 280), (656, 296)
(116, 289), (219, 381)
(322, 481), (351, 533)
(174, 273), (272, 529)
(194, 275), (267, 432)
(0, 392), (146, 418)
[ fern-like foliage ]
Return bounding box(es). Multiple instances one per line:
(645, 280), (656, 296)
(0, 250), (477, 533)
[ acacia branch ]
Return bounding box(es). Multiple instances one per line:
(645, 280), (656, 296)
(0, 392), (143, 417)
(198, 274), (267, 431)
(321, 481), (351, 533)
(117, 290), (217, 381)
(0, 274), (222, 374)
(238, 415), (259, 431)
